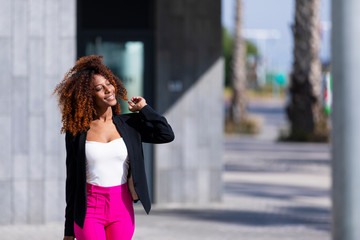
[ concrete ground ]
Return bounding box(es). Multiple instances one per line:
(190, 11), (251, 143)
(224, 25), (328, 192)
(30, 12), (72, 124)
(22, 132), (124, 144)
(0, 99), (331, 240)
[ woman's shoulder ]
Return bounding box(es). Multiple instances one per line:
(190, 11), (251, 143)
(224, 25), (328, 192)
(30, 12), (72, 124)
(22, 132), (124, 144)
(113, 112), (142, 132)
(113, 112), (141, 123)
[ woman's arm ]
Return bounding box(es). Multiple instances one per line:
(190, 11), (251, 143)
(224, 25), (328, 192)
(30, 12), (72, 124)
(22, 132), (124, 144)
(128, 97), (175, 143)
(64, 132), (76, 238)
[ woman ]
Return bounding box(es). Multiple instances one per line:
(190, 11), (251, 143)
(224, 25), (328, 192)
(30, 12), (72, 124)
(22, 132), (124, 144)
(53, 55), (174, 240)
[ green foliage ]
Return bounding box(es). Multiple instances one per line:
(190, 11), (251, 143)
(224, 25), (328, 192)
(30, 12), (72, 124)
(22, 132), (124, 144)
(222, 27), (234, 57)
(222, 26), (259, 87)
(222, 27), (233, 87)
(246, 40), (258, 56)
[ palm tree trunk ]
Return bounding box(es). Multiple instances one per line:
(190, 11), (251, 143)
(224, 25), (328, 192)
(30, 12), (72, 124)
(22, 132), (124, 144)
(286, 0), (322, 140)
(230, 0), (247, 124)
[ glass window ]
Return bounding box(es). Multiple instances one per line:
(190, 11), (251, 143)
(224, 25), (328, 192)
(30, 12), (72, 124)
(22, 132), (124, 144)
(86, 39), (144, 113)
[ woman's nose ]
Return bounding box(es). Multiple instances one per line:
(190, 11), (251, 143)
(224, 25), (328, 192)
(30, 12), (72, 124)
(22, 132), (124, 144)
(104, 85), (111, 93)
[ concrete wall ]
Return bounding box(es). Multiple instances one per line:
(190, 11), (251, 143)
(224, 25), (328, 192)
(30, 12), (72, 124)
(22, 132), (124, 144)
(0, 0), (223, 224)
(0, 0), (76, 224)
(154, 0), (224, 204)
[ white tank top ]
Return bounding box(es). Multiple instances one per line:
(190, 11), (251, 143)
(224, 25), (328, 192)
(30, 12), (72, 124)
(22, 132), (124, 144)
(85, 138), (129, 187)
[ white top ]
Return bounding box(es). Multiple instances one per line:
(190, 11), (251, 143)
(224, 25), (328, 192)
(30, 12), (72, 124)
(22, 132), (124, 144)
(85, 138), (129, 187)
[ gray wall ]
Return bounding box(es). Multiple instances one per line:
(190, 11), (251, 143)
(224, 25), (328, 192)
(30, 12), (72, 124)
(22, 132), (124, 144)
(0, 0), (76, 224)
(0, 0), (223, 224)
(154, 0), (224, 204)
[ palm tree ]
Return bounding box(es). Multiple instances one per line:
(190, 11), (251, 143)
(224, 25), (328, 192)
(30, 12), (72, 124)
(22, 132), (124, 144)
(230, 0), (247, 124)
(286, 0), (323, 141)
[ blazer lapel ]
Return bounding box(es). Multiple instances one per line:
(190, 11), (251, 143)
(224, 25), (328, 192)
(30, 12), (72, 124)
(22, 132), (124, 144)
(113, 115), (140, 200)
(113, 116), (136, 175)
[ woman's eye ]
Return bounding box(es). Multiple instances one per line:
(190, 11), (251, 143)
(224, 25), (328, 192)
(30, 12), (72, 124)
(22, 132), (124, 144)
(106, 82), (111, 85)
(95, 87), (103, 91)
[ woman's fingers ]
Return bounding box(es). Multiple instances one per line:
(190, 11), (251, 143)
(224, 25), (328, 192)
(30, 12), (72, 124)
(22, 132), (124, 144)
(131, 96), (143, 104)
(128, 101), (136, 107)
(127, 96), (147, 112)
(128, 101), (136, 112)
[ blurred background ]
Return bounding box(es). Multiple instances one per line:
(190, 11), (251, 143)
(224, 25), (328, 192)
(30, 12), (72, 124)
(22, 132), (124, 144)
(0, 0), (342, 239)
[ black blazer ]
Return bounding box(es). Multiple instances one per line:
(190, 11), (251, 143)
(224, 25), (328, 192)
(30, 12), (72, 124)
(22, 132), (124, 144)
(64, 105), (174, 236)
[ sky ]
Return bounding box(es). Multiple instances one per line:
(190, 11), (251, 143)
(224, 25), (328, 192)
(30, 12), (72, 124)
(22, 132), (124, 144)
(221, 0), (331, 74)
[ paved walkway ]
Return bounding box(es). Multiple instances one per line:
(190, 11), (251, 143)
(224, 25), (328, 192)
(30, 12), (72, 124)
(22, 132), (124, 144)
(0, 99), (331, 240)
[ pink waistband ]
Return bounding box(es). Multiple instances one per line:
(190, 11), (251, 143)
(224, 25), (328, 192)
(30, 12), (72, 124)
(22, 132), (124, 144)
(87, 182), (129, 194)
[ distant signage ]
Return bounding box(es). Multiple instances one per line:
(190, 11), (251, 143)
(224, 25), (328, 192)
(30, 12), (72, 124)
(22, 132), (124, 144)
(265, 72), (287, 87)
(275, 73), (286, 86)
(323, 72), (332, 115)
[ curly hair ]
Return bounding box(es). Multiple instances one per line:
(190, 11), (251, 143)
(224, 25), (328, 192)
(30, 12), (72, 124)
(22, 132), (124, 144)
(53, 55), (128, 136)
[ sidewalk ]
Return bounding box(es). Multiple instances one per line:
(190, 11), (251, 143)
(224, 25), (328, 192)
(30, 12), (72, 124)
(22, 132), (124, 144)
(0, 99), (331, 240)
(133, 136), (330, 239)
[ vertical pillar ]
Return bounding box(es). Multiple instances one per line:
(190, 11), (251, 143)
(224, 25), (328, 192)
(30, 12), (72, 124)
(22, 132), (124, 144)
(332, 0), (360, 239)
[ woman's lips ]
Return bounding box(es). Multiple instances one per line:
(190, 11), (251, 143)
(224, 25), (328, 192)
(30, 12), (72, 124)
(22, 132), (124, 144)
(104, 94), (115, 101)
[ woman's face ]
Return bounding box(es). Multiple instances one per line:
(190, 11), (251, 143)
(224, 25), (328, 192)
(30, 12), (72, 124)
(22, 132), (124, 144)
(92, 74), (117, 109)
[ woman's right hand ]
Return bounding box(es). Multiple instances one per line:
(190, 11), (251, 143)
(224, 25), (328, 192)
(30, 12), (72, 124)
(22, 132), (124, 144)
(63, 236), (75, 240)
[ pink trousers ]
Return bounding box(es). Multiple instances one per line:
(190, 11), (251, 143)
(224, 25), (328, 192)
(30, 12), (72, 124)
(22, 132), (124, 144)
(74, 183), (135, 240)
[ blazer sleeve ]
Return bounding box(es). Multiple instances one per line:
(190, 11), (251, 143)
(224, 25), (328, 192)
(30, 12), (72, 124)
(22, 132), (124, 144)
(137, 105), (175, 143)
(64, 132), (76, 237)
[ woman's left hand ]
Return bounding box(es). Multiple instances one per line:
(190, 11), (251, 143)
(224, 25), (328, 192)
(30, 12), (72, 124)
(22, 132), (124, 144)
(128, 96), (147, 112)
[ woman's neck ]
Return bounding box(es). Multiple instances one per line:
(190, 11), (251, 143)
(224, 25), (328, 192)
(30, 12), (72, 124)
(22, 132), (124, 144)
(95, 106), (113, 122)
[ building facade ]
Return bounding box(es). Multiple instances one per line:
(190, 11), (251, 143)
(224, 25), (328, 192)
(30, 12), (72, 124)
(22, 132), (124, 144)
(0, 0), (223, 224)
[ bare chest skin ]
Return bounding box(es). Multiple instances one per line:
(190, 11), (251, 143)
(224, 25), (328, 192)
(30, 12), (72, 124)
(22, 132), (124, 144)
(86, 120), (121, 143)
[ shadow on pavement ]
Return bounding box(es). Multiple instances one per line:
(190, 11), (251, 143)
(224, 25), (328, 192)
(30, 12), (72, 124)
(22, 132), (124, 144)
(225, 141), (330, 154)
(149, 207), (330, 232)
(225, 182), (330, 200)
(225, 158), (330, 173)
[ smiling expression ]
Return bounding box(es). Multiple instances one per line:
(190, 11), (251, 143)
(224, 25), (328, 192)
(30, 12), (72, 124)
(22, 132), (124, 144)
(92, 74), (117, 109)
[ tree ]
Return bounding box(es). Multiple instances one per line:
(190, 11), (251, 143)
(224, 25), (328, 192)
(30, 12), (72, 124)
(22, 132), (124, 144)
(230, 0), (247, 124)
(286, 0), (323, 141)
(223, 27), (258, 87)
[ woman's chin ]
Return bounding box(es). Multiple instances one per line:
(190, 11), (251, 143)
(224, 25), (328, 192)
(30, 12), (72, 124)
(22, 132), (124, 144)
(109, 100), (118, 107)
